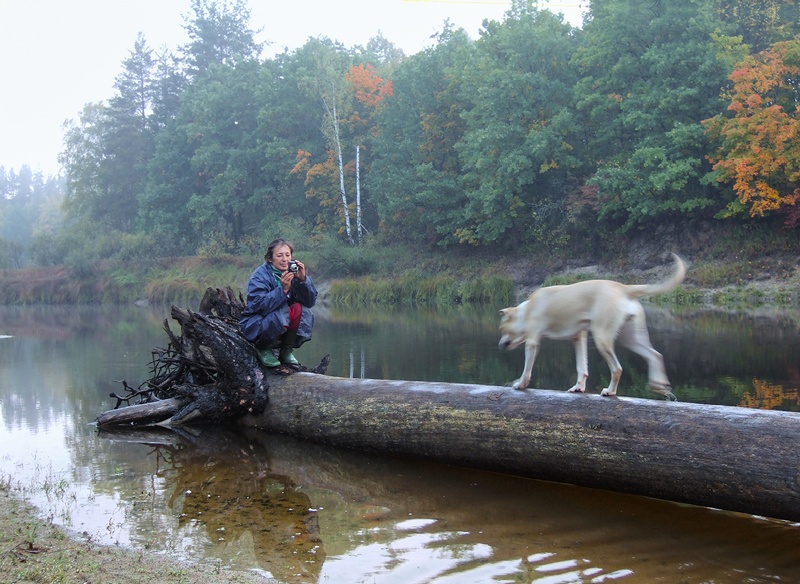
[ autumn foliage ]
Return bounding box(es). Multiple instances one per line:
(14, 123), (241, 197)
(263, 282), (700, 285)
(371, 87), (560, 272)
(704, 40), (800, 221)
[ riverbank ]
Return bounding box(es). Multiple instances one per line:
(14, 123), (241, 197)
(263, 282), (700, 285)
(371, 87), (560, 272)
(2, 233), (799, 310)
(0, 488), (273, 583)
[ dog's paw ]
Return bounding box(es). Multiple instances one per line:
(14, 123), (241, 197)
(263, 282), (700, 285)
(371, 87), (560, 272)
(650, 384), (676, 401)
(511, 379), (528, 390)
(566, 385), (585, 393)
(600, 388), (617, 397)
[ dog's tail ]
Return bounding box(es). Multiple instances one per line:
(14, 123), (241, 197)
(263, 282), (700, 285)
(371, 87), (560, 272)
(626, 253), (686, 298)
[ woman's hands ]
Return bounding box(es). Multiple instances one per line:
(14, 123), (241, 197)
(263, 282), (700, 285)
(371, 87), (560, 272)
(280, 260), (307, 294)
(294, 260), (307, 282)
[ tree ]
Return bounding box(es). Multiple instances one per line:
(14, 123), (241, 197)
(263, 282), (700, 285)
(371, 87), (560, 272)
(704, 39), (800, 221)
(368, 24), (475, 245)
(141, 0), (268, 253)
(150, 48), (187, 131)
(251, 51), (328, 227)
(104, 33), (156, 230)
(572, 0), (736, 230)
(293, 38), (357, 244)
(0, 165), (62, 267)
(61, 35), (156, 234)
(344, 63), (393, 243)
(456, 4), (580, 245)
(180, 0), (261, 77)
(715, 0), (800, 53)
(60, 102), (111, 226)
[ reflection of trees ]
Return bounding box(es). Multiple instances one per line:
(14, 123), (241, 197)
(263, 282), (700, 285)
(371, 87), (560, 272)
(310, 304), (525, 385)
(740, 378), (800, 411)
(103, 427), (325, 583)
(610, 308), (800, 407)
(0, 305), (167, 432)
(307, 304), (800, 408)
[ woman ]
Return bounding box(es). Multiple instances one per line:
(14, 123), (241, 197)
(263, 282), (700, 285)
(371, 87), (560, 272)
(239, 237), (318, 368)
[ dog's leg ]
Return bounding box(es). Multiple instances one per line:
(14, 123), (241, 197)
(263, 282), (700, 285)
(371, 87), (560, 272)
(618, 316), (673, 398)
(513, 340), (540, 390)
(567, 330), (589, 393)
(593, 333), (622, 396)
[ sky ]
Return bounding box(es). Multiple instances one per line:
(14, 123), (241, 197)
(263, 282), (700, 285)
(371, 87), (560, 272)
(0, 0), (584, 177)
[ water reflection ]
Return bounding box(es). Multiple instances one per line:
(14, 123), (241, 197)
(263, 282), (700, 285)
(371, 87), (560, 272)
(95, 427), (324, 582)
(298, 304), (800, 411)
(88, 426), (800, 583)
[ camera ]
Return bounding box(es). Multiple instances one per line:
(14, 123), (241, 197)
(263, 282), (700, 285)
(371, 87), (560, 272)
(287, 260), (299, 274)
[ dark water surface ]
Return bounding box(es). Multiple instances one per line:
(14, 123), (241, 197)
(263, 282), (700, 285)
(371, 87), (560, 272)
(1, 303), (799, 583)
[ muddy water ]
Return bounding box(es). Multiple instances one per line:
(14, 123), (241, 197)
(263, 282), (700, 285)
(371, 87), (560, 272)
(90, 426), (800, 583)
(1, 304), (800, 582)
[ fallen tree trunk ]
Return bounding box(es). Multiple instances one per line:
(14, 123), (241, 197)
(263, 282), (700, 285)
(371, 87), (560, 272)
(241, 373), (800, 523)
(95, 397), (187, 427)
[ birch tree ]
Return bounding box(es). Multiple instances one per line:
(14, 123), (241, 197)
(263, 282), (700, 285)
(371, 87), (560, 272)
(345, 63), (393, 245)
(294, 38), (356, 244)
(322, 86), (354, 244)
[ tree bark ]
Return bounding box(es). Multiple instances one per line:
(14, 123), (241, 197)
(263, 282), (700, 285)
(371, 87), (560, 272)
(241, 373), (800, 523)
(96, 397), (187, 427)
(96, 287), (269, 427)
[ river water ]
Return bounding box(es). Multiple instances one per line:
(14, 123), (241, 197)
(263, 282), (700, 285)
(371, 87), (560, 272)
(1, 303), (799, 583)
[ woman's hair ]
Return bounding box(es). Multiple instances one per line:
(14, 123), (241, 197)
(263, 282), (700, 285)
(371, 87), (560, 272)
(264, 237), (294, 262)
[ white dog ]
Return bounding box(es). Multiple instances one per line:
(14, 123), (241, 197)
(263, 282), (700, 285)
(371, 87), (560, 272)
(498, 254), (686, 398)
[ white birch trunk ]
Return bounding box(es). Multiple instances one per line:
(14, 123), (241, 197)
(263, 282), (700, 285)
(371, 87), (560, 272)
(329, 99), (353, 245)
(356, 144), (362, 245)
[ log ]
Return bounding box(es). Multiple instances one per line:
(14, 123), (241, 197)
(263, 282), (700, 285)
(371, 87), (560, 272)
(241, 373), (800, 523)
(96, 397), (187, 427)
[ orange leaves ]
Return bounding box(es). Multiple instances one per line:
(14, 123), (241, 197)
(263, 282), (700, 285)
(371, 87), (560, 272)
(704, 40), (800, 217)
(290, 149), (312, 175)
(739, 378), (800, 410)
(345, 64), (394, 110)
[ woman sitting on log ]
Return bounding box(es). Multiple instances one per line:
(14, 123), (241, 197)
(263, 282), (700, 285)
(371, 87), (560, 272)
(240, 237), (318, 368)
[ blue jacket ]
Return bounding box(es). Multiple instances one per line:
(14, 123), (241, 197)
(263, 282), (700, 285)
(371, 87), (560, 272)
(239, 262), (318, 348)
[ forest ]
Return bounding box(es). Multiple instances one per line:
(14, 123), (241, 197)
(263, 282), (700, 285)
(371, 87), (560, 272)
(1, 0), (800, 273)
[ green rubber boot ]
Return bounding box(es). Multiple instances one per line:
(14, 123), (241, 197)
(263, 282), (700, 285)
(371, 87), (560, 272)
(279, 330), (300, 365)
(257, 347), (281, 368)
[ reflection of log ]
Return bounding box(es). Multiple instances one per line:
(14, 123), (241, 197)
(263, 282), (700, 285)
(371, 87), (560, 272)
(242, 373), (800, 523)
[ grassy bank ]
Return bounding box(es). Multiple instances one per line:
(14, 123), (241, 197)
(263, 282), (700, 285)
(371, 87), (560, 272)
(1, 227), (798, 309)
(0, 486), (270, 584)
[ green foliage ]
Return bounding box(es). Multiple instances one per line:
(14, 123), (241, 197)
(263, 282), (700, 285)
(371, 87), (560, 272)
(309, 234), (392, 278)
(711, 286), (768, 308)
(328, 272), (514, 306)
(699, 221), (800, 258)
(456, 8), (580, 245)
(715, 0), (800, 52)
(367, 25), (474, 246)
(541, 272), (601, 287)
(691, 261), (753, 287)
(572, 0), (736, 229)
(0, 238), (24, 269)
(27, 0), (800, 279)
